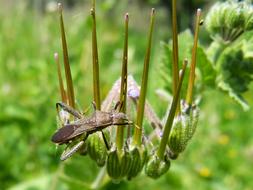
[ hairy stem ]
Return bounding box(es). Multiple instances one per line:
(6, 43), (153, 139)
(133, 9), (155, 146)
(58, 3), (75, 108)
(157, 59), (188, 160)
(186, 9), (202, 104)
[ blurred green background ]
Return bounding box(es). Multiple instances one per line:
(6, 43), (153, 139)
(0, 0), (253, 189)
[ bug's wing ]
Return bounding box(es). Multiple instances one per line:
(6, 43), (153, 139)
(51, 118), (96, 144)
(64, 116), (98, 139)
(51, 125), (75, 143)
(68, 123), (98, 137)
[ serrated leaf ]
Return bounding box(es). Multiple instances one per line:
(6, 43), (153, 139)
(216, 31), (253, 110)
(196, 47), (216, 88)
(218, 80), (250, 110)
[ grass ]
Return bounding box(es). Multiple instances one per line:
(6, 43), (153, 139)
(0, 1), (253, 190)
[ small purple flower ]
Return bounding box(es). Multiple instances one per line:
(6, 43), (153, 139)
(128, 89), (140, 99)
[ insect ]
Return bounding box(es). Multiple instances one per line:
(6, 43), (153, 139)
(51, 102), (131, 160)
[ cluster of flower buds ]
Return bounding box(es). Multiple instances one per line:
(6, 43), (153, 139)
(52, 0), (202, 183)
(206, 0), (253, 41)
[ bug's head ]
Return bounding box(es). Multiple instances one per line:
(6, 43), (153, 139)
(112, 112), (132, 125)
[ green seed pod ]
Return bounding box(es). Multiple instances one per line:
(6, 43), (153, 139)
(106, 148), (133, 181)
(145, 154), (170, 179)
(168, 101), (199, 154)
(87, 133), (107, 167)
(183, 102), (199, 139)
(127, 146), (148, 180)
(119, 150), (132, 178)
(168, 115), (188, 154)
(106, 149), (121, 181)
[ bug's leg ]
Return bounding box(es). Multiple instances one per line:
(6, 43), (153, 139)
(60, 141), (84, 161)
(101, 131), (110, 150)
(91, 101), (97, 111)
(113, 101), (122, 112)
(60, 134), (89, 161)
(56, 102), (82, 119)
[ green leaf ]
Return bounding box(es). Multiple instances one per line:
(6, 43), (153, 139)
(8, 175), (60, 190)
(196, 46), (216, 88)
(218, 80), (250, 111)
(216, 31), (253, 110)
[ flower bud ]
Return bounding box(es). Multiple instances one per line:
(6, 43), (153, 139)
(145, 154), (170, 179)
(106, 149), (121, 181)
(205, 1), (252, 41)
(119, 150), (132, 178)
(127, 146), (148, 180)
(106, 148), (133, 181)
(168, 115), (187, 154)
(244, 6), (253, 30)
(226, 5), (245, 29)
(168, 102), (199, 154)
(87, 133), (108, 167)
(205, 2), (228, 36)
(245, 15), (253, 31)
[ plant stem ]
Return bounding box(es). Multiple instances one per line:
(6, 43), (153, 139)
(91, 1), (101, 110)
(58, 3), (75, 108)
(186, 9), (201, 105)
(172, 0), (180, 115)
(133, 9), (155, 146)
(157, 59), (188, 160)
(54, 52), (67, 103)
(50, 163), (65, 190)
(116, 13), (129, 152)
(91, 166), (110, 189)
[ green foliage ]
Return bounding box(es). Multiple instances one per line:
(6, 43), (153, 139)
(160, 30), (216, 97)
(160, 2), (253, 110)
(216, 32), (253, 110)
(204, 1), (253, 110)
(205, 0), (253, 41)
(206, 30), (253, 110)
(1, 0), (253, 189)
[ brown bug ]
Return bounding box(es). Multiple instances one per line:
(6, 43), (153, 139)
(51, 102), (131, 160)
